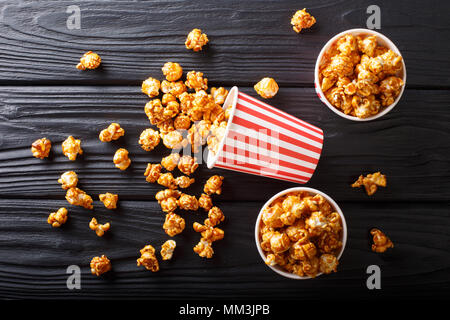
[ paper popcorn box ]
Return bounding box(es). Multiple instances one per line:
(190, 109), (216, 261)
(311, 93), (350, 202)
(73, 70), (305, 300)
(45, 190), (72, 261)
(207, 87), (324, 184)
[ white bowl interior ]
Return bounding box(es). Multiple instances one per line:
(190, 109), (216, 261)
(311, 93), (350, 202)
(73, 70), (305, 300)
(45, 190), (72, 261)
(314, 28), (407, 121)
(254, 187), (347, 280)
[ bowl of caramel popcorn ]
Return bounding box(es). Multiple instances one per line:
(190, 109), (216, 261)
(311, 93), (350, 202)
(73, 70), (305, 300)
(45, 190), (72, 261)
(315, 29), (406, 121)
(255, 187), (347, 279)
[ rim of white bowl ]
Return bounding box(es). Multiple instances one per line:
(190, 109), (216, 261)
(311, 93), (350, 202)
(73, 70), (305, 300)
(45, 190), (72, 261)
(314, 28), (407, 121)
(254, 187), (348, 280)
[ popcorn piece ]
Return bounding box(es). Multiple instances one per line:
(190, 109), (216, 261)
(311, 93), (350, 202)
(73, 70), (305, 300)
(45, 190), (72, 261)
(161, 153), (181, 171)
(47, 207), (68, 227)
(62, 136), (83, 161)
(290, 241), (317, 261)
(161, 240), (176, 260)
(193, 222), (224, 242)
(145, 99), (167, 125)
(185, 71), (208, 91)
(204, 206), (224, 227)
(162, 62), (183, 82)
(99, 123), (125, 142)
(161, 130), (188, 149)
(31, 138), (51, 159)
(65, 187), (93, 209)
(291, 9), (316, 33)
(139, 128), (160, 151)
(174, 114), (191, 130)
(155, 189), (181, 213)
(161, 80), (187, 98)
(157, 119), (175, 134)
(319, 254), (339, 274)
(204, 175), (224, 195)
(162, 93), (177, 106)
(142, 77), (160, 98)
(113, 148), (131, 170)
(144, 163), (162, 183)
(185, 28), (209, 52)
(76, 51), (101, 70)
(254, 77), (279, 99)
(198, 193), (213, 211)
(269, 231), (291, 254)
(210, 87), (228, 105)
(193, 238), (214, 258)
(90, 255), (111, 276)
(137, 245), (159, 272)
(163, 212), (186, 237)
(175, 176), (195, 189)
(178, 193), (199, 211)
(370, 228), (394, 253)
(157, 172), (177, 189)
(178, 156), (198, 176)
(58, 171), (78, 190)
(99, 192), (118, 209)
(89, 217), (111, 237)
(352, 171), (387, 196)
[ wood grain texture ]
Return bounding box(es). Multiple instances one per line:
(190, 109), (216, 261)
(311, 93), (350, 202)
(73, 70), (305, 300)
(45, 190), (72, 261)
(0, 199), (449, 299)
(0, 86), (448, 202)
(0, 0), (448, 86)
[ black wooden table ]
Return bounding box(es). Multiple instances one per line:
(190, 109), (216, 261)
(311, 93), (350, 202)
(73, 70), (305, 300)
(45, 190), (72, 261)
(0, 0), (449, 300)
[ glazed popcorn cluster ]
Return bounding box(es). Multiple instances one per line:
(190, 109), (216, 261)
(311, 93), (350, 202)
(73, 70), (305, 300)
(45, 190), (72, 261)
(291, 9), (316, 33)
(319, 33), (404, 118)
(370, 228), (394, 253)
(352, 171), (387, 196)
(259, 191), (343, 278)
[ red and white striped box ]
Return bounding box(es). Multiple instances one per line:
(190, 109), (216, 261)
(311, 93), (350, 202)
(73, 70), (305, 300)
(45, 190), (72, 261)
(207, 87), (324, 184)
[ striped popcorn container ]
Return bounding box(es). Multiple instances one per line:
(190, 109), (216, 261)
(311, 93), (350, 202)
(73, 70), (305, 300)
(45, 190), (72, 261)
(207, 87), (324, 184)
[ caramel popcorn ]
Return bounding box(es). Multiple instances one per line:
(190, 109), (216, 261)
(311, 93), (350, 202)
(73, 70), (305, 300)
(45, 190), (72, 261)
(185, 28), (209, 52)
(210, 87), (228, 105)
(156, 189), (181, 213)
(157, 119), (175, 134)
(174, 114), (191, 130)
(161, 240), (177, 260)
(157, 172), (177, 189)
(162, 93), (177, 106)
(99, 123), (125, 142)
(291, 9), (316, 33)
(58, 171), (78, 190)
(162, 62), (183, 81)
(370, 228), (394, 253)
(62, 136), (83, 161)
(99, 192), (118, 209)
(175, 176), (195, 188)
(193, 222), (224, 242)
(139, 128), (160, 151)
(185, 71), (208, 91)
(198, 193), (213, 211)
(65, 187), (93, 209)
(352, 171), (387, 196)
(137, 245), (159, 272)
(163, 212), (186, 237)
(193, 238), (214, 258)
(178, 193), (199, 211)
(254, 77), (279, 99)
(90, 255), (111, 276)
(142, 77), (161, 98)
(161, 130), (188, 149)
(113, 148), (131, 170)
(161, 80), (187, 98)
(144, 163), (162, 183)
(145, 99), (167, 125)
(178, 155), (198, 176)
(207, 121), (227, 155)
(204, 175), (224, 195)
(320, 33), (404, 118)
(76, 51), (101, 70)
(259, 191), (343, 278)
(31, 138), (51, 159)
(47, 207), (68, 227)
(204, 206), (224, 227)
(161, 153), (180, 171)
(89, 217), (111, 237)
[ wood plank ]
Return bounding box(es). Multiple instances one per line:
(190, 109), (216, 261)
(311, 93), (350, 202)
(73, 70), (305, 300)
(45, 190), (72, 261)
(0, 86), (449, 202)
(0, 199), (448, 299)
(0, 0), (448, 86)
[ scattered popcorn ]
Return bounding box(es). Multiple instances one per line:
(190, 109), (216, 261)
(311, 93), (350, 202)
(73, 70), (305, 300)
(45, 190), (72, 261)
(157, 172), (177, 189)
(144, 163), (162, 183)
(89, 217), (111, 237)
(175, 176), (195, 188)
(99, 192), (118, 209)
(145, 99), (167, 125)
(58, 171), (78, 190)
(47, 207), (68, 227)
(137, 245), (159, 272)
(113, 148), (131, 170)
(90, 255), (111, 276)
(156, 189), (181, 213)
(291, 9), (316, 33)
(318, 253), (339, 274)
(210, 87), (228, 105)
(161, 153), (181, 171)
(193, 238), (214, 258)
(185, 28), (209, 52)
(139, 128), (160, 151)
(162, 62), (183, 82)
(204, 206), (224, 227)
(65, 187), (93, 209)
(62, 136), (83, 161)
(31, 138), (51, 159)
(178, 155), (198, 176)
(185, 71), (208, 91)
(254, 78), (279, 99)
(163, 212), (186, 236)
(142, 77), (161, 98)
(161, 80), (187, 98)
(198, 193), (213, 211)
(99, 123), (125, 142)
(161, 130), (188, 149)
(178, 193), (199, 211)
(161, 240), (176, 260)
(370, 228), (394, 253)
(204, 175), (224, 195)
(352, 171), (387, 196)
(76, 51), (101, 70)
(162, 93), (177, 106)
(174, 114), (191, 130)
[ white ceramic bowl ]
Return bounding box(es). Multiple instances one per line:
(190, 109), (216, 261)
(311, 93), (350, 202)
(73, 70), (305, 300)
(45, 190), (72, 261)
(255, 187), (347, 279)
(314, 28), (407, 121)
